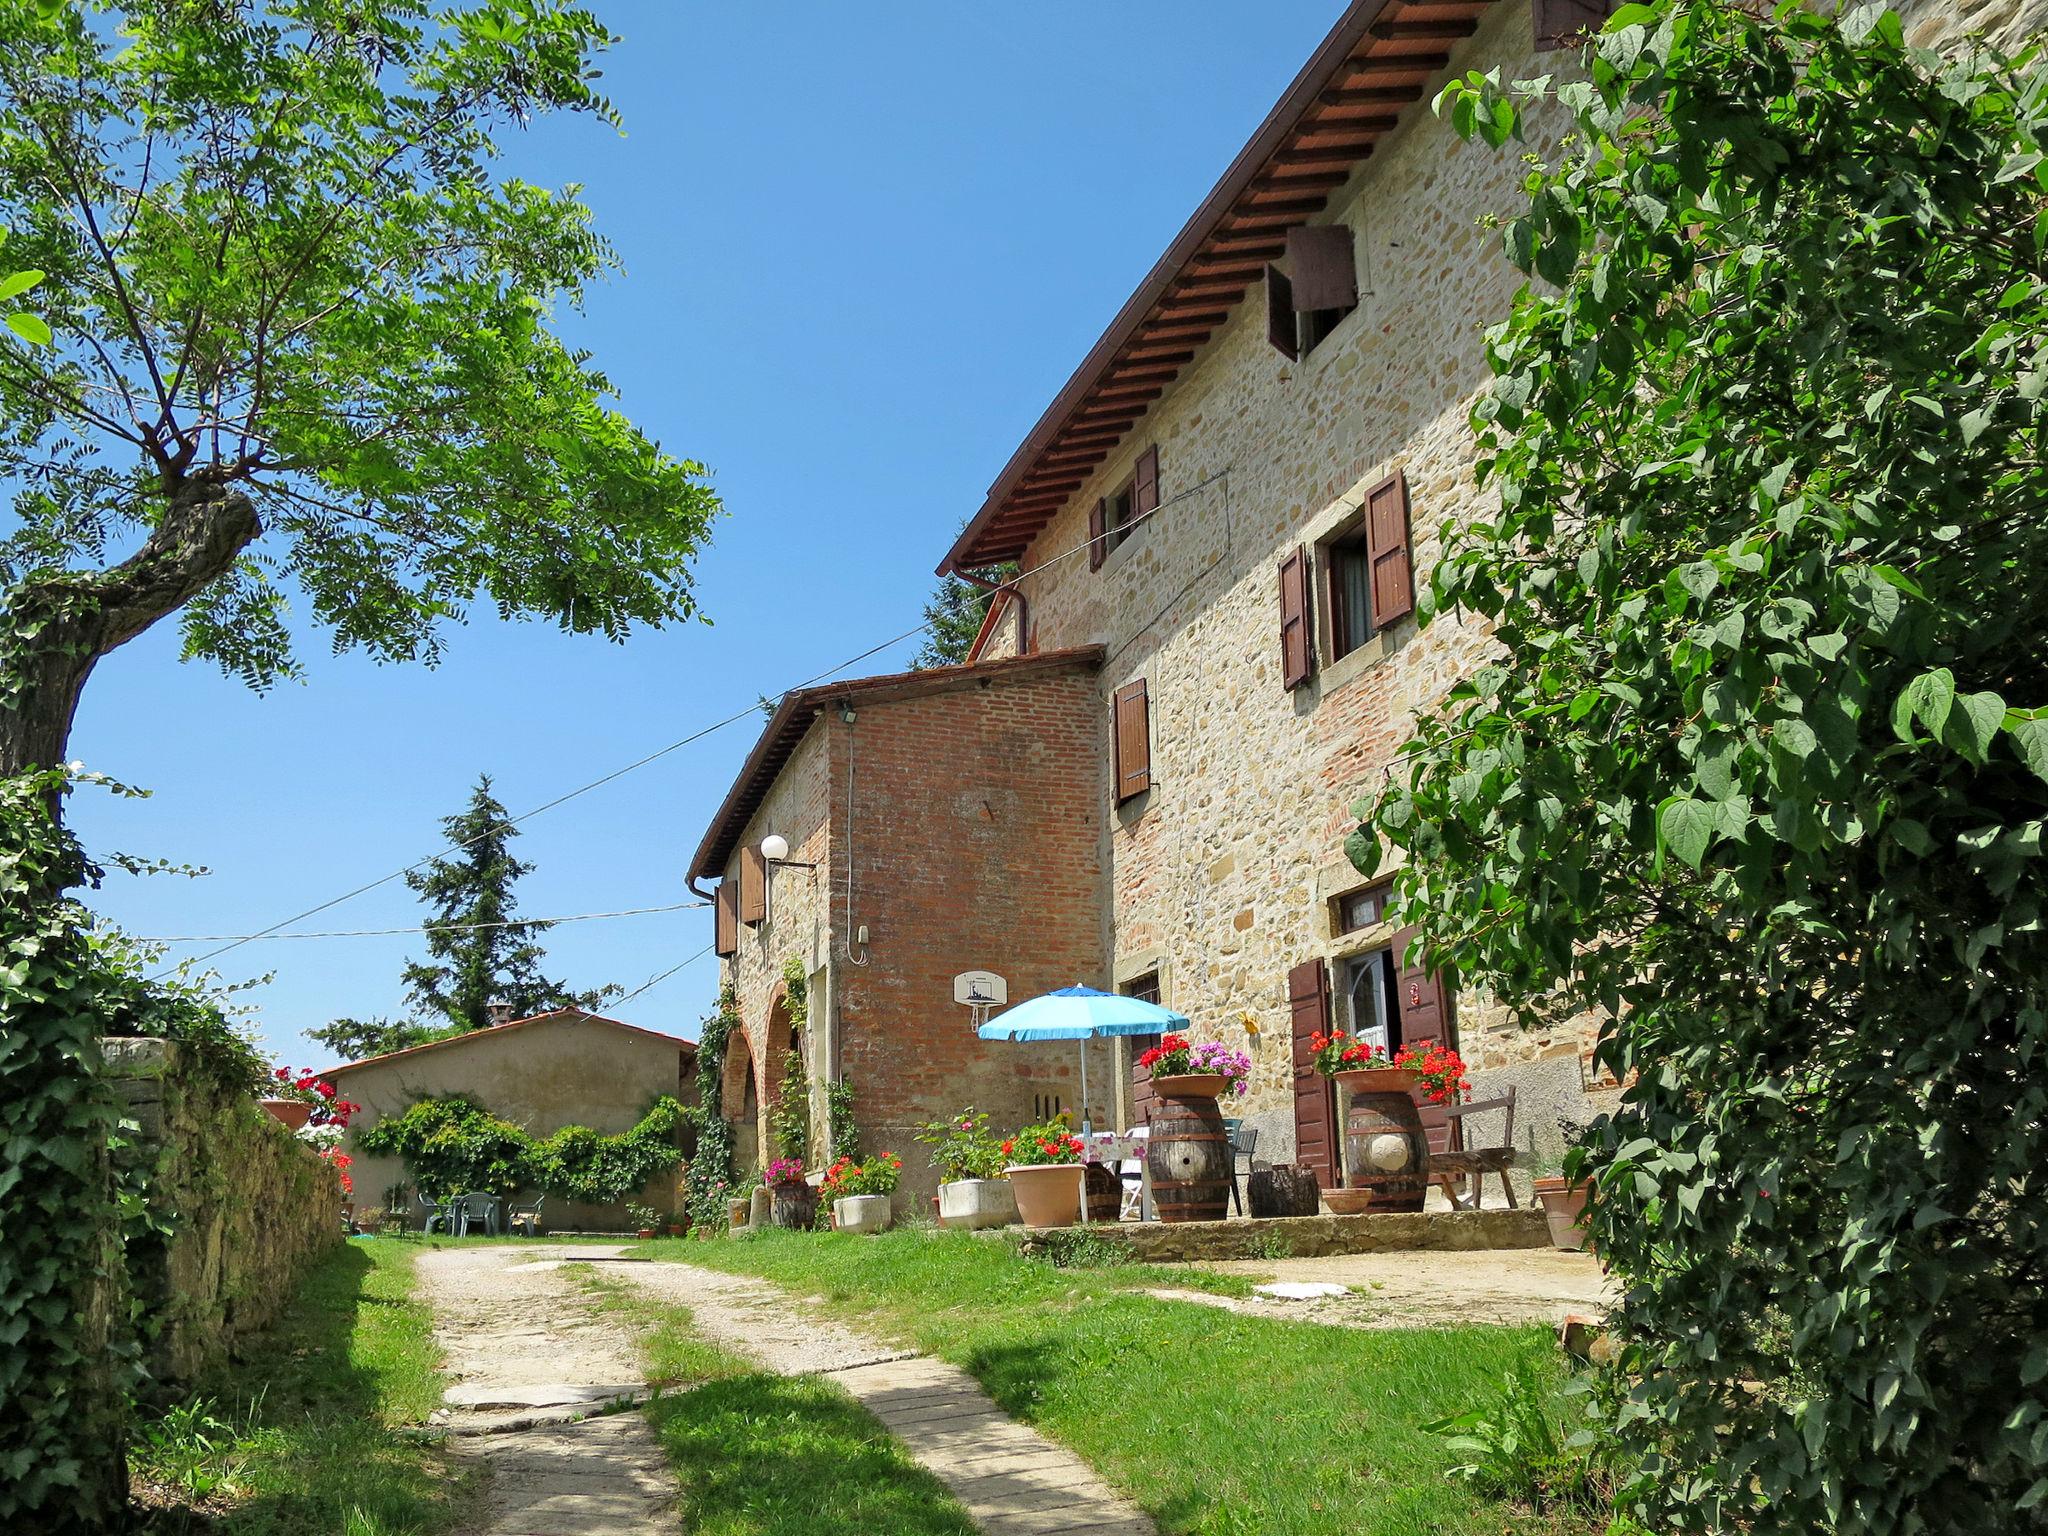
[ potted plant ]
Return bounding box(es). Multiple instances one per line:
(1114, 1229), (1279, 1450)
(1308, 1034), (1470, 1214)
(822, 1150), (902, 1235)
(1138, 1034), (1253, 1099)
(916, 1107), (1017, 1229)
(261, 1066), (358, 1132)
(762, 1157), (818, 1230)
(627, 1202), (659, 1240)
(1534, 1117), (1593, 1251)
(1001, 1116), (1089, 1229)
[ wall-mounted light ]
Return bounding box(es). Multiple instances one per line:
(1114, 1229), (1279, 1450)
(760, 833), (816, 870)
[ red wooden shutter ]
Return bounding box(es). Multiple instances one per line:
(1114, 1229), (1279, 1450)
(1112, 680), (1151, 803)
(714, 879), (738, 957)
(739, 844), (767, 926)
(1278, 545), (1312, 689)
(1288, 959), (1338, 1188)
(1088, 497), (1108, 571)
(1265, 264), (1297, 359)
(1533, 0), (1617, 50)
(1133, 446), (1159, 522)
(1393, 926), (1458, 1153)
(1363, 471), (1415, 629)
(1286, 225), (1358, 313)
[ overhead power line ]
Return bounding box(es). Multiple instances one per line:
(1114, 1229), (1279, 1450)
(151, 468), (1229, 980)
(613, 943), (715, 1009)
(134, 898), (708, 943)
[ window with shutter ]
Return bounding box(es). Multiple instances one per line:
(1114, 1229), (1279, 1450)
(1095, 446), (1160, 565)
(739, 844), (767, 926)
(1288, 958), (1338, 1188)
(1533, 0), (1618, 50)
(1265, 264), (1298, 359)
(1363, 471), (1415, 628)
(1272, 224), (1360, 356)
(1133, 446), (1159, 521)
(715, 879), (738, 957)
(1088, 497), (1108, 571)
(1278, 545), (1313, 689)
(1112, 679), (1151, 803)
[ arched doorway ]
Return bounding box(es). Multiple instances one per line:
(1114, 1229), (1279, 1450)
(721, 1023), (762, 1178)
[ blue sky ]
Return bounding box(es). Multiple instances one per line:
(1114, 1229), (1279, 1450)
(70, 1), (1343, 1063)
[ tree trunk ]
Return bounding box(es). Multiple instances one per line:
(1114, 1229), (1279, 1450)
(0, 471), (261, 783)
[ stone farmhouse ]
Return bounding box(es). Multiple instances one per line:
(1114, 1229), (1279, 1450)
(691, 0), (2030, 1202)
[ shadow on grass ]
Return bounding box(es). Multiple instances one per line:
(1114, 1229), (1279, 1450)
(134, 1241), (463, 1536)
(646, 1371), (980, 1536)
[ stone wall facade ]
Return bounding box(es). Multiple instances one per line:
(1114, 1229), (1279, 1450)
(103, 1038), (343, 1391)
(977, 0), (1613, 1179)
(713, 654), (1112, 1209)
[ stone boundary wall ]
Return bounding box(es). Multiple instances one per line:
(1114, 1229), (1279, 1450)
(103, 1038), (343, 1390)
(1017, 1207), (1548, 1263)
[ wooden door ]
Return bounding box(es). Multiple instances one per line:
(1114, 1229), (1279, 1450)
(1288, 958), (1338, 1187)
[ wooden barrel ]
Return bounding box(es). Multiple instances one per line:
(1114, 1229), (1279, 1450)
(1343, 1079), (1428, 1212)
(769, 1182), (819, 1231)
(1248, 1164), (1321, 1219)
(1146, 1096), (1232, 1223)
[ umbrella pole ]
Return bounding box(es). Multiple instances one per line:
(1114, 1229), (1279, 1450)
(1078, 1043), (1089, 1225)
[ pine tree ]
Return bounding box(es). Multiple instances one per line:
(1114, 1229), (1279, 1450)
(398, 774), (616, 1030)
(914, 559), (1017, 669)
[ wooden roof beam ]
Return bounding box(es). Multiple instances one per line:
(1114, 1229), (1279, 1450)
(1336, 52), (1452, 77)
(1370, 18), (1478, 41)
(1317, 84), (1417, 105)
(1272, 146), (1375, 166)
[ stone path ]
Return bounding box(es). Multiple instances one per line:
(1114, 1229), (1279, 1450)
(415, 1244), (679, 1535)
(615, 1258), (1159, 1536)
(414, 1244), (1157, 1536)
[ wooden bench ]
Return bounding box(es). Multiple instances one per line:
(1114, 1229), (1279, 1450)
(1429, 1088), (1519, 1210)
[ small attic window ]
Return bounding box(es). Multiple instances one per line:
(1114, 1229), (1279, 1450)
(1265, 224), (1359, 360)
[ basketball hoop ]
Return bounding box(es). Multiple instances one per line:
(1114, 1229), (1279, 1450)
(955, 970), (1007, 1036)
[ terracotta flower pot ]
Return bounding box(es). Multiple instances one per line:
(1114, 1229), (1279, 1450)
(259, 1098), (314, 1130)
(1534, 1176), (1591, 1250)
(938, 1177), (1017, 1230)
(636, 1228), (654, 1239)
(1005, 1163), (1087, 1229)
(1331, 1066), (1420, 1094)
(1323, 1188), (1374, 1216)
(1150, 1072), (1228, 1099)
(665, 1224), (684, 1237)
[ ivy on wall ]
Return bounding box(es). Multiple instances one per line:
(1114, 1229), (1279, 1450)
(354, 1094), (685, 1205)
(0, 770), (129, 1529)
(679, 982), (740, 1230)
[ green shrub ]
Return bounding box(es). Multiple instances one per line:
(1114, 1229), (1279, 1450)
(1370, 5), (2048, 1528)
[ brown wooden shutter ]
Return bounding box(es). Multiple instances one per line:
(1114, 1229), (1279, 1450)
(1287, 225), (1358, 313)
(714, 879), (738, 957)
(1278, 545), (1312, 689)
(1393, 925), (1458, 1152)
(1133, 446), (1159, 522)
(1112, 679), (1151, 803)
(1363, 470), (1415, 629)
(739, 844), (767, 926)
(1088, 497), (1108, 571)
(1264, 264), (1297, 359)
(1288, 959), (1338, 1188)
(1533, 0), (1617, 50)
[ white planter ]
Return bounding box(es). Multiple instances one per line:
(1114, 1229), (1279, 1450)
(833, 1194), (893, 1235)
(937, 1177), (1017, 1230)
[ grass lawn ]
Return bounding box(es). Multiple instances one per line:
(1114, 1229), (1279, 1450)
(131, 1236), (467, 1535)
(577, 1266), (981, 1536)
(640, 1227), (1602, 1536)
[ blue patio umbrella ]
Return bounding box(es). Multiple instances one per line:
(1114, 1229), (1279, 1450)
(977, 985), (1190, 1133)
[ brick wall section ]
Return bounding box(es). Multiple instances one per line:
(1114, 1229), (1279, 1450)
(714, 657), (1109, 1207)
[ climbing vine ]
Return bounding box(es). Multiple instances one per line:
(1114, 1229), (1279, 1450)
(679, 982), (740, 1230)
(353, 1094), (685, 1204)
(0, 769), (129, 1529)
(768, 958), (810, 1161)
